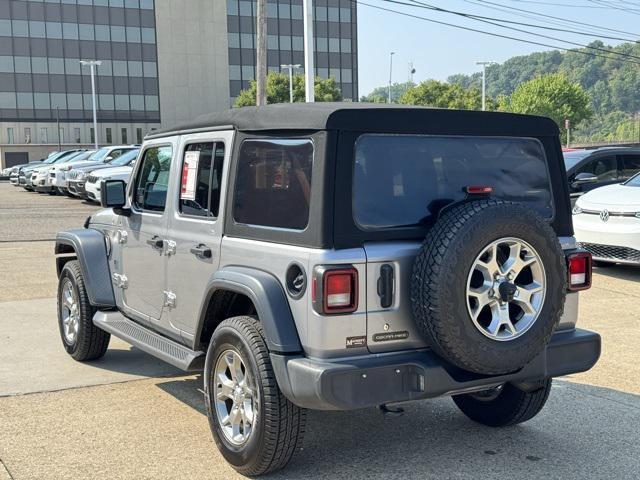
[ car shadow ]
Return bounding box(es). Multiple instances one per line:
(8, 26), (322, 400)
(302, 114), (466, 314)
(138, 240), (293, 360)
(80, 345), (187, 379)
(155, 379), (640, 479)
(593, 263), (640, 282)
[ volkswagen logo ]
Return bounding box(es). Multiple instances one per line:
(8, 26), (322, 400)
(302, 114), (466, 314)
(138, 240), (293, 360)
(600, 209), (610, 222)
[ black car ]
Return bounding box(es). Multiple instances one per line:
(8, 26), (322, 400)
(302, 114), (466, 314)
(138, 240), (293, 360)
(564, 147), (640, 205)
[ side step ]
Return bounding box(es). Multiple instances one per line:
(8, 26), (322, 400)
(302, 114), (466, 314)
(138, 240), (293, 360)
(93, 310), (205, 371)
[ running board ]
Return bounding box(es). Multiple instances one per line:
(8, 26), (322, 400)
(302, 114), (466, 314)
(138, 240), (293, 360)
(93, 311), (205, 371)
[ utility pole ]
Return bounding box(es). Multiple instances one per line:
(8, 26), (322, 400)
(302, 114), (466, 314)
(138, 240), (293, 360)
(303, 0), (314, 102)
(256, 0), (267, 106)
(565, 119), (571, 148)
(80, 60), (101, 149)
(56, 106), (61, 151)
(476, 61), (495, 111)
(388, 52), (395, 104)
(281, 64), (302, 103)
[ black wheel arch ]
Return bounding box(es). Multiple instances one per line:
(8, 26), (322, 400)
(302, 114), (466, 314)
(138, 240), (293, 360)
(195, 266), (303, 355)
(55, 229), (116, 309)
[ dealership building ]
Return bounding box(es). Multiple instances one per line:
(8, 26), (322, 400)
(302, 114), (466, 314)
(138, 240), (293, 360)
(0, 0), (358, 168)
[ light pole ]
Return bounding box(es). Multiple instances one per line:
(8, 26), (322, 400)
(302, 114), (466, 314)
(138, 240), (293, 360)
(302, 0), (314, 102)
(281, 64), (302, 103)
(256, 0), (267, 106)
(476, 61), (495, 111)
(388, 52), (395, 104)
(80, 60), (101, 149)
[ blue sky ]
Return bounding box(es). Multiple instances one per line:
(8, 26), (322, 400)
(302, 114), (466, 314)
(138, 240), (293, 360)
(356, 0), (640, 96)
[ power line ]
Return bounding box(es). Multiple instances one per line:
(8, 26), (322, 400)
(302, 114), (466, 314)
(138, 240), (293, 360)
(354, 1), (640, 66)
(397, 0), (640, 60)
(588, 0), (640, 15)
(469, 0), (640, 37)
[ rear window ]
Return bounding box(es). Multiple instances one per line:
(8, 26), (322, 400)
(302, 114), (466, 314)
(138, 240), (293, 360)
(353, 134), (552, 229)
(233, 139), (313, 230)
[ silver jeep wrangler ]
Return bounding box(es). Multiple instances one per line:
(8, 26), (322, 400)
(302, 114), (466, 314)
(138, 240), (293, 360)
(55, 103), (600, 476)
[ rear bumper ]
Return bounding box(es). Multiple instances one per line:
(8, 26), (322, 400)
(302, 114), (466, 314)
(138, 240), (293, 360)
(272, 328), (600, 410)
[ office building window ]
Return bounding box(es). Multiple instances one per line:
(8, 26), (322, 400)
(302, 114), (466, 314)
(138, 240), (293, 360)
(7, 128), (15, 144)
(58, 128), (65, 144)
(74, 128), (81, 144)
(136, 127), (143, 144)
(40, 127), (48, 144)
(121, 128), (128, 144)
(106, 128), (112, 144)
(24, 128), (31, 144)
(90, 128), (95, 144)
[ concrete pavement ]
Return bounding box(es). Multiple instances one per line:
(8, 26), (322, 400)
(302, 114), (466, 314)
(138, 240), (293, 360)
(0, 182), (639, 479)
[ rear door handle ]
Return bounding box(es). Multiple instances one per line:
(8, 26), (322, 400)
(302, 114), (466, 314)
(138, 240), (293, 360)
(190, 244), (212, 259)
(146, 236), (164, 249)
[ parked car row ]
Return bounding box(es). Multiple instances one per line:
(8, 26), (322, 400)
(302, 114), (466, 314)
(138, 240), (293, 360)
(8, 145), (140, 202)
(565, 147), (640, 266)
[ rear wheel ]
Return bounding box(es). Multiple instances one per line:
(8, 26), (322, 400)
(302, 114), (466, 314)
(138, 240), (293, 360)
(57, 260), (110, 361)
(204, 316), (306, 476)
(453, 379), (552, 427)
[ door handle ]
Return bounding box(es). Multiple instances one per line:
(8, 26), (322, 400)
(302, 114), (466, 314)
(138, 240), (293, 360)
(190, 244), (212, 259)
(146, 236), (164, 249)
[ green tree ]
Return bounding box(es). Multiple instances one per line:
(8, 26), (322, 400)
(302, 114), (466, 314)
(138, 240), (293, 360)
(397, 79), (493, 110)
(360, 82), (415, 103)
(506, 74), (592, 139)
(234, 72), (342, 107)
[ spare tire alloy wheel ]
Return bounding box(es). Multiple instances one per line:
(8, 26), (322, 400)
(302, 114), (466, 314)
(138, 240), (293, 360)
(411, 200), (566, 375)
(467, 237), (546, 341)
(213, 349), (256, 446)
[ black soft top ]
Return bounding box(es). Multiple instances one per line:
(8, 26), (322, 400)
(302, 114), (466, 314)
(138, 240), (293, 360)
(148, 103), (560, 138)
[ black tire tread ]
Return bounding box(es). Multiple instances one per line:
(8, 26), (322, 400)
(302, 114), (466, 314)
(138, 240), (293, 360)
(209, 316), (306, 476)
(411, 200), (566, 374)
(453, 379), (552, 427)
(58, 260), (110, 361)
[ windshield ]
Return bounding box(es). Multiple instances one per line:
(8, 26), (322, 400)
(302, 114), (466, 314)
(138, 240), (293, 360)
(624, 172), (640, 187)
(563, 150), (591, 170)
(110, 149), (140, 166)
(69, 150), (96, 162)
(88, 147), (111, 162)
(353, 135), (553, 229)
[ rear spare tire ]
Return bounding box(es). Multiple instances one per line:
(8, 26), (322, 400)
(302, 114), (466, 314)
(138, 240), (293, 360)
(411, 200), (566, 375)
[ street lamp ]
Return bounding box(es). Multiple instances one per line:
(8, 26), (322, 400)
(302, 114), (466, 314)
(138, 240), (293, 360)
(388, 52), (395, 104)
(302, 0), (314, 102)
(281, 64), (302, 103)
(476, 61), (495, 111)
(79, 60), (102, 149)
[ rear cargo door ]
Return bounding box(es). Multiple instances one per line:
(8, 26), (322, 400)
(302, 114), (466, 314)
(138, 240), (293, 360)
(364, 242), (428, 353)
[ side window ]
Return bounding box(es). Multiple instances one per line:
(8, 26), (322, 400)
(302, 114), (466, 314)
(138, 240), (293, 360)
(233, 139), (313, 230)
(134, 145), (173, 212)
(576, 156), (617, 181)
(622, 155), (640, 178)
(108, 149), (124, 160)
(179, 142), (225, 218)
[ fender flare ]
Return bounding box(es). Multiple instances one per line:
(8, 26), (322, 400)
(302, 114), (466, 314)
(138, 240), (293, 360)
(196, 266), (302, 354)
(55, 229), (116, 308)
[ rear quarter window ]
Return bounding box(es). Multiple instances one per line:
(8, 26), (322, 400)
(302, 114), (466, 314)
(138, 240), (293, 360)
(353, 134), (553, 229)
(233, 139), (313, 230)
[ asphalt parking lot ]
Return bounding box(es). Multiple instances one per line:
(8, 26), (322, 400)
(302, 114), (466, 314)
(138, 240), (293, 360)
(1, 181), (639, 480)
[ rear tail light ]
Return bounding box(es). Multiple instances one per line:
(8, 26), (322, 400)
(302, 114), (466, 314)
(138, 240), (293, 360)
(566, 251), (592, 291)
(313, 266), (358, 314)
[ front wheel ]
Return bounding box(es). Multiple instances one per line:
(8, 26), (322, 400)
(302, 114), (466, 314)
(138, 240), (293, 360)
(453, 379), (552, 427)
(57, 260), (110, 361)
(204, 316), (306, 476)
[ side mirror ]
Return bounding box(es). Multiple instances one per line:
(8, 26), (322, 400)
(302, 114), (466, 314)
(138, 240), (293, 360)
(104, 156), (113, 163)
(572, 172), (598, 189)
(101, 179), (127, 211)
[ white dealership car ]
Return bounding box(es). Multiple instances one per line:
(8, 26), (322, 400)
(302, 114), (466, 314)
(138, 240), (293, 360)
(84, 151), (139, 202)
(573, 173), (640, 265)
